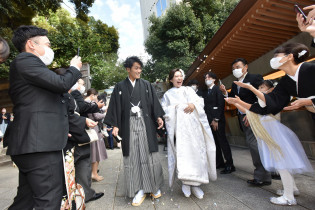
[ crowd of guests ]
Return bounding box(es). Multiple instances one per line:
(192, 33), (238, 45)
(0, 25), (122, 209)
(0, 3), (315, 209)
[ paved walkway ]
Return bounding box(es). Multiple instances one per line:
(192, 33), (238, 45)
(0, 146), (314, 210)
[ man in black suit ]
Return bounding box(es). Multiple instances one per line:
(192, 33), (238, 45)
(187, 79), (203, 97)
(203, 72), (235, 174)
(220, 58), (271, 186)
(4, 25), (82, 209)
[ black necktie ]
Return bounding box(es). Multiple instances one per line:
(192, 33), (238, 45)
(208, 89), (212, 95)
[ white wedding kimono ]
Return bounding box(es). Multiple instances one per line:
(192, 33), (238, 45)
(161, 86), (217, 188)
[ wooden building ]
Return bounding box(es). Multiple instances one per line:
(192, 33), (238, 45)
(185, 0), (315, 158)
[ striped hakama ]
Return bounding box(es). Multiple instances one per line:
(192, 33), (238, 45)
(123, 111), (164, 198)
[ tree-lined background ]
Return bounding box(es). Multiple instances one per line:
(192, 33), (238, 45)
(0, 0), (126, 90)
(0, 0), (240, 88)
(142, 0), (240, 82)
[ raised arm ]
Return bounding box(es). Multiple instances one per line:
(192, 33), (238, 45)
(225, 95), (252, 112)
(234, 81), (266, 103)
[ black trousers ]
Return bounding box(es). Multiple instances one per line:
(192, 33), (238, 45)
(239, 114), (271, 182)
(211, 120), (234, 167)
(74, 145), (95, 201)
(10, 151), (64, 210)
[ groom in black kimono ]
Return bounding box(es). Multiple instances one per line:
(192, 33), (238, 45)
(104, 56), (165, 206)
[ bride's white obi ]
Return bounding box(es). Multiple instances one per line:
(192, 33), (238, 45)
(161, 86), (217, 188)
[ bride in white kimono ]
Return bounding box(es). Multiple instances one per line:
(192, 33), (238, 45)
(161, 69), (217, 199)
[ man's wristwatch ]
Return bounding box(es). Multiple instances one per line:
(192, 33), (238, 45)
(214, 118), (219, 122)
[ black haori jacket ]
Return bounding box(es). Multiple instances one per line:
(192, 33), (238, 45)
(104, 78), (165, 156)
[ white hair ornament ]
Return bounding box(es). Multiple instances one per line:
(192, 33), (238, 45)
(298, 50), (307, 58)
(179, 69), (185, 80)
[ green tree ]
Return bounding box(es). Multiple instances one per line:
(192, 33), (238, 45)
(143, 1), (240, 82)
(91, 54), (127, 90)
(34, 9), (120, 89)
(0, 8), (120, 90)
(33, 10), (119, 68)
(186, 0), (240, 43)
(143, 4), (204, 82)
(0, 0), (95, 29)
(0, 0), (97, 80)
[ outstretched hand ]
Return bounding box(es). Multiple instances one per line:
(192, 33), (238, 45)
(224, 96), (241, 105)
(283, 98), (313, 111)
(234, 81), (252, 90)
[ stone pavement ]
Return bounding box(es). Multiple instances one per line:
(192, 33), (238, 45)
(0, 145), (314, 210)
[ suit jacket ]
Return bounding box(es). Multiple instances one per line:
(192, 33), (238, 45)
(4, 52), (81, 155)
(71, 90), (100, 117)
(251, 62), (315, 115)
(70, 90), (100, 162)
(1, 113), (11, 124)
(196, 89), (203, 97)
(203, 85), (225, 122)
(228, 73), (263, 105)
(64, 93), (89, 144)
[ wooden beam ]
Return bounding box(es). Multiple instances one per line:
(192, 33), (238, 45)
(232, 34), (280, 45)
(262, 3), (298, 16)
(245, 23), (296, 36)
(267, 0), (297, 10)
(228, 39), (275, 49)
(251, 14), (298, 27)
(247, 18), (298, 32)
(255, 9), (296, 22)
(242, 29), (293, 42)
(213, 53), (259, 60)
(238, 24), (291, 39)
(267, 0), (310, 9)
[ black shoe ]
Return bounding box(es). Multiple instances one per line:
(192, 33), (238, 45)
(216, 163), (226, 169)
(271, 173), (281, 180)
(220, 165), (236, 174)
(247, 179), (271, 186)
(86, 192), (104, 203)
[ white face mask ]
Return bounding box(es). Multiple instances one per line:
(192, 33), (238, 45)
(270, 56), (287, 70)
(205, 80), (213, 86)
(79, 85), (86, 94)
(191, 85), (197, 91)
(71, 83), (78, 91)
(34, 43), (54, 66)
(233, 68), (243, 79)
